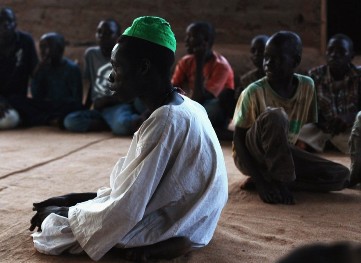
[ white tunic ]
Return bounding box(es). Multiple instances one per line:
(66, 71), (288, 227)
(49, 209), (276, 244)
(32, 96), (228, 261)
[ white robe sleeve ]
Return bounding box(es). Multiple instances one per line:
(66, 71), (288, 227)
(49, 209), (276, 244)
(68, 112), (174, 261)
(32, 213), (83, 255)
(32, 99), (228, 262)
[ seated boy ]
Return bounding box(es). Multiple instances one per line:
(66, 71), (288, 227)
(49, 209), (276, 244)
(172, 21), (235, 133)
(64, 19), (146, 135)
(234, 34), (269, 100)
(8, 32), (83, 127)
(297, 34), (361, 154)
(232, 31), (350, 205)
(30, 16), (228, 262)
(0, 7), (38, 129)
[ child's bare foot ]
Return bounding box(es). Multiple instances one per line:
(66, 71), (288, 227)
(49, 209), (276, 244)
(255, 179), (282, 204)
(255, 179), (294, 205)
(240, 176), (256, 190)
(276, 182), (295, 205)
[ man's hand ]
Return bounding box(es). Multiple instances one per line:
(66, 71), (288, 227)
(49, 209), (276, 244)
(32, 192), (97, 211)
(29, 206), (69, 232)
(32, 195), (70, 211)
(30, 193), (96, 231)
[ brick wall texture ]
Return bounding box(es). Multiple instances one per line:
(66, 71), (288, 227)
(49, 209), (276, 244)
(2, 0), (327, 75)
(4, 0), (322, 47)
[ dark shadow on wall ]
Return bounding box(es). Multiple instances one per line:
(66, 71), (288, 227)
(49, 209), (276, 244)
(327, 0), (361, 54)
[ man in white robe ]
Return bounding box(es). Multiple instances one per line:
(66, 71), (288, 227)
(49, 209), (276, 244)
(30, 16), (228, 262)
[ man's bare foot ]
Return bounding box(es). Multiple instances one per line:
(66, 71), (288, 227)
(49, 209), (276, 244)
(118, 237), (192, 262)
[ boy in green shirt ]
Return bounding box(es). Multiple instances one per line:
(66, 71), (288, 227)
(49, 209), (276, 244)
(233, 31), (350, 204)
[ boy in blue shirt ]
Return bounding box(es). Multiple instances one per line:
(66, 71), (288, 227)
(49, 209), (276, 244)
(9, 32), (83, 127)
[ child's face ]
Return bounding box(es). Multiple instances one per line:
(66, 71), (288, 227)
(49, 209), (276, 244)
(326, 38), (352, 73)
(250, 38), (266, 69)
(185, 25), (207, 55)
(0, 9), (16, 44)
(96, 21), (118, 54)
(39, 37), (62, 66)
(263, 42), (296, 83)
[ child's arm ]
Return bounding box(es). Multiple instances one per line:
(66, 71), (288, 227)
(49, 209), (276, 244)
(70, 65), (83, 104)
(192, 44), (214, 103)
(233, 127), (265, 181)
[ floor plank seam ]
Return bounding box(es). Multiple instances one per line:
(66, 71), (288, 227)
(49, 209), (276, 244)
(0, 136), (114, 180)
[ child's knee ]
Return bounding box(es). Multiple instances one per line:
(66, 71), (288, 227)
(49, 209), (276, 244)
(63, 114), (84, 132)
(352, 111), (361, 132)
(111, 119), (134, 136)
(257, 107), (289, 132)
(264, 107), (288, 121)
(353, 111), (361, 129)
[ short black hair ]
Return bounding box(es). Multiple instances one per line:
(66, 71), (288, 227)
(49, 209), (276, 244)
(188, 21), (215, 47)
(329, 33), (354, 54)
(104, 18), (121, 36)
(41, 32), (65, 56)
(117, 35), (175, 78)
(268, 31), (302, 59)
(0, 7), (16, 22)
(251, 35), (269, 46)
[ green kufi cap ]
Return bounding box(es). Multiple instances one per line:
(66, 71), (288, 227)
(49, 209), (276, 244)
(122, 16), (176, 52)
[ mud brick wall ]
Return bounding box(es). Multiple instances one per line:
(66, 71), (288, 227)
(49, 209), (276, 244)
(1, 0), (331, 78)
